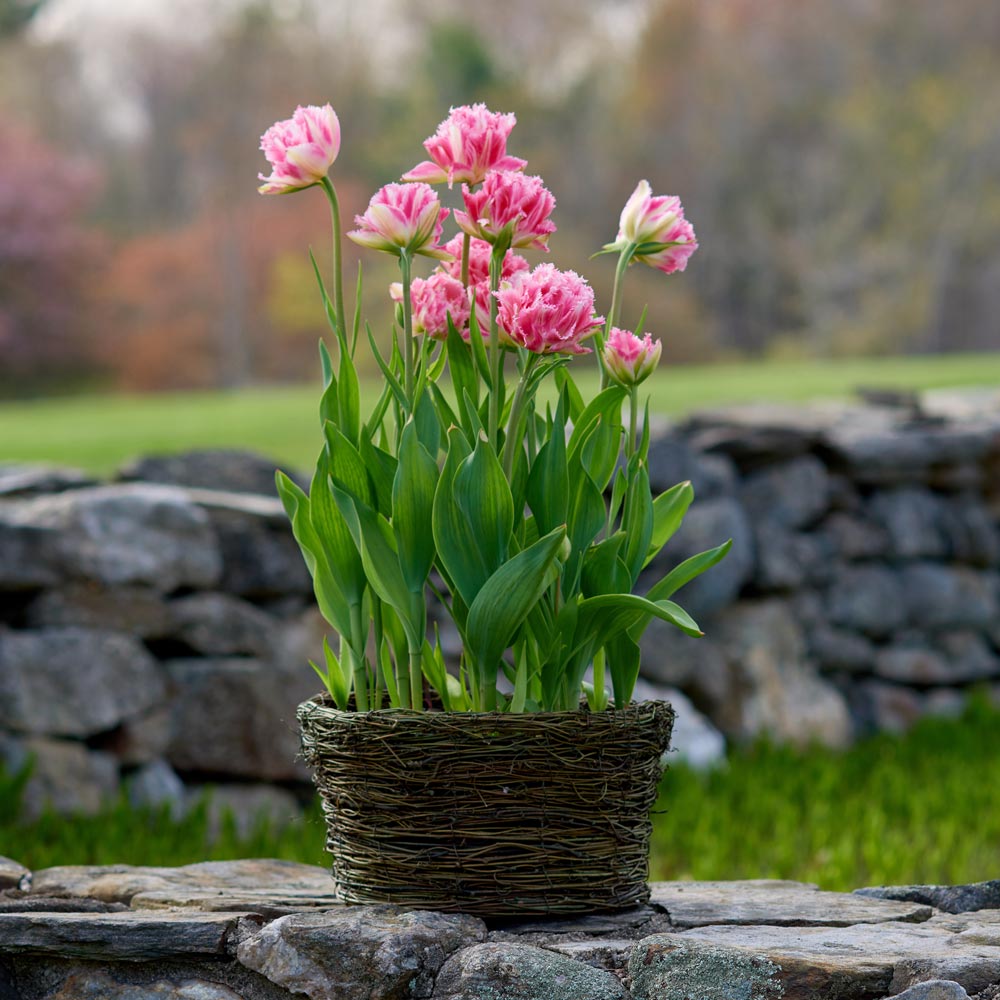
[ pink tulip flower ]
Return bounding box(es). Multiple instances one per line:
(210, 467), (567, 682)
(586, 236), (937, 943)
(495, 264), (604, 355)
(258, 104), (341, 195)
(603, 327), (663, 386)
(348, 183), (451, 259)
(407, 273), (473, 340)
(402, 104), (527, 187)
(455, 171), (556, 252)
(613, 180), (698, 274)
(439, 234), (530, 288)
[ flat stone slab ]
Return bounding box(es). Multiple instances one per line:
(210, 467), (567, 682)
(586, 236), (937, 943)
(629, 921), (1000, 999)
(130, 887), (343, 918)
(650, 878), (934, 927)
(29, 858), (332, 904)
(856, 880), (1000, 915)
(0, 909), (246, 959)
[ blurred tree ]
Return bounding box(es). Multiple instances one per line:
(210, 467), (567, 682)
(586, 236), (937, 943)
(0, 118), (106, 394)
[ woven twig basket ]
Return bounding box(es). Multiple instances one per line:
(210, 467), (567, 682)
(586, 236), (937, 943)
(297, 696), (675, 916)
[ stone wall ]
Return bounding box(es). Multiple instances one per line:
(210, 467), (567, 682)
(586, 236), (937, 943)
(1, 857), (999, 999)
(2, 387), (1000, 820)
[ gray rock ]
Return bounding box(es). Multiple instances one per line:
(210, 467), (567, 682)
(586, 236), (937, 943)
(934, 632), (1000, 681)
(127, 760), (186, 815)
(0, 736), (119, 820)
(650, 880), (933, 928)
(712, 601), (853, 747)
(432, 942), (628, 1000)
(24, 584), (174, 638)
(0, 856), (28, 891)
(875, 646), (957, 686)
(203, 506), (311, 599)
(193, 784), (302, 840)
(827, 565), (908, 638)
(807, 625), (876, 674)
(119, 449), (306, 497)
(0, 627), (165, 738)
(824, 420), (998, 487)
(0, 463), (93, 497)
(856, 881), (1000, 915)
(740, 455), (831, 529)
(638, 622), (731, 715)
(753, 523), (833, 590)
(164, 659), (313, 782)
(869, 488), (950, 559)
(883, 980), (971, 1000)
(630, 680), (726, 769)
(819, 511), (890, 560)
(168, 593), (278, 658)
(29, 859), (332, 903)
(939, 498), (1000, 567)
(4, 485), (221, 592)
(43, 970), (248, 1000)
(545, 937), (635, 971)
(652, 495), (754, 619)
(237, 908), (486, 1000)
(0, 516), (60, 590)
(646, 432), (738, 499)
(104, 706), (174, 767)
(0, 909), (243, 959)
(630, 921), (1000, 1000)
(629, 934), (785, 1000)
(902, 564), (997, 632)
(853, 680), (927, 734)
(683, 403), (830, 464)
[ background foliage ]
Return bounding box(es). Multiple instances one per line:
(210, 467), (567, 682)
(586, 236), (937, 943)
(2, 0), (998, 396)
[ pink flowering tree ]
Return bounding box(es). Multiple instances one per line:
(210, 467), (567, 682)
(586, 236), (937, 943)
(259, 103), (728, 714)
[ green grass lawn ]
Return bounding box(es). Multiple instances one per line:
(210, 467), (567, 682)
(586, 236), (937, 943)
(2, 352), (999, 476)
(5, 697), (998, 890)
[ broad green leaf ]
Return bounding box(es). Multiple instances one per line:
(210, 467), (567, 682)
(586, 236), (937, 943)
(331, 487), (414, 637)
(413, 386), (441, 457)
(275, 471), (351, 636)
(526, 395), (568, 536)
(322, 635), (351, 708)
(433, 428), (491, 608)
(358, 436), (396, 515)
(429, 383), (461, 438)
(645, 540), (733, 603)
(337, 343), (361, 446)
(421, 636), (453, 711)
(319, 339), (334, 387)
(466, 526), (567, 708)
(605, 632), (641, 709)
(576, 593), (703, 654)
(453, 434), (514, 584)
(622, 462), (653, 584)
(555, 367), (586, 423)
(309, 450), (364, 606)
(564, 463), (606, 593)
(392, 420), (438, 591)
(446, 319), (479, 416)
(324, 423), (373, 509)
(644, 481), (694, 568)
(581, 534), (630, 597)
(467, 309), (492, 383)
(568, 385), (625, 460)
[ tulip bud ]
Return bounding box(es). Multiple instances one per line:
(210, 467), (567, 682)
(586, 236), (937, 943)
(602, 327), (662, 387)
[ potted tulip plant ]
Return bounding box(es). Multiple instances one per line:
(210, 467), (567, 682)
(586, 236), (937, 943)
(258, 102), (729, 915)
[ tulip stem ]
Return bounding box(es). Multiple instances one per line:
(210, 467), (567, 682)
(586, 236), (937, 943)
(488, 248), (504, 449)
(601, 243), (636, 388)
(400, 251), (415, 407)
(502, 353), (540, 480)
(460, 232), (472, 289)
(628, 384), (639, 460)
(320, 177), (348, 344)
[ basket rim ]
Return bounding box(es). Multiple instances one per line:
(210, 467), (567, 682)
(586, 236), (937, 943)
(297, 692), (675, 725)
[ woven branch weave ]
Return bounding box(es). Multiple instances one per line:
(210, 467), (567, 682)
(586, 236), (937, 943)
(297, 697), (675, 916)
